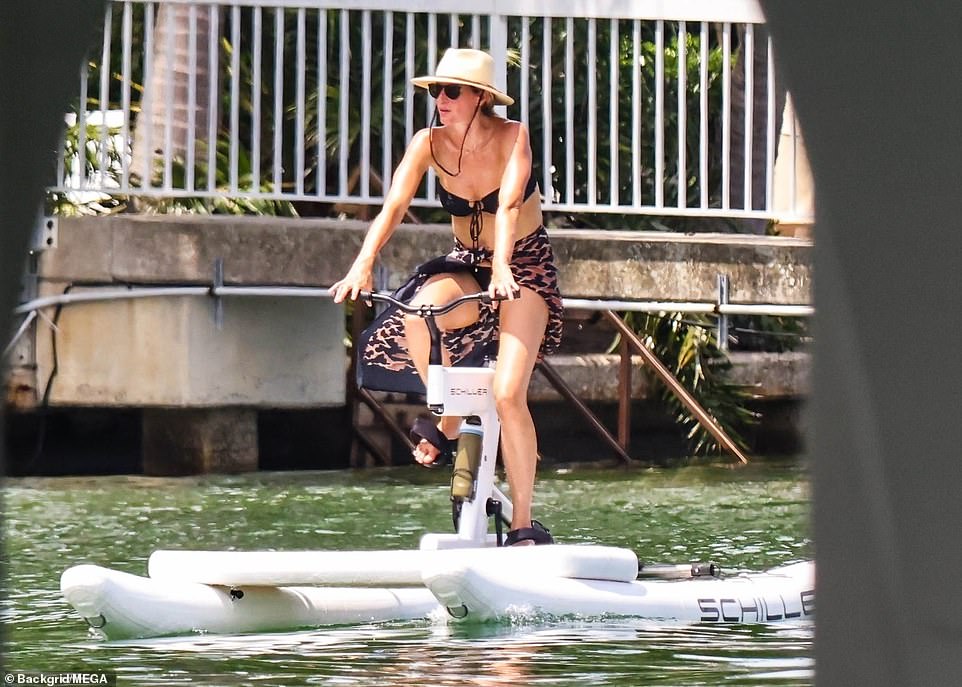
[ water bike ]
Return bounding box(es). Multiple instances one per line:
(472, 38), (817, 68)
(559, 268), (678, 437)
(60, 291), (814, 639)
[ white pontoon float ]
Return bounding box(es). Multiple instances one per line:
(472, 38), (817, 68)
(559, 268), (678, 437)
(60, 292), (814, 639)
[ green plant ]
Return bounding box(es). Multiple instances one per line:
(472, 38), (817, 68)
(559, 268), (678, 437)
(620, 311), (758, 456)
(136, 138), (297, 216)
(48, 116), (127, 217)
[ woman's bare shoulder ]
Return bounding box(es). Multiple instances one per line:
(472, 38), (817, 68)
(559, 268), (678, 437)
(493, 118), (527, 147)
(408, 127), (434, 150)
(402, 127), (439, 164)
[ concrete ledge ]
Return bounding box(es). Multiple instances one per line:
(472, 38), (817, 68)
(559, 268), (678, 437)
(530, 351), (810, 402)
(41, 215), (812, 304)
(725, 351), (811, 399)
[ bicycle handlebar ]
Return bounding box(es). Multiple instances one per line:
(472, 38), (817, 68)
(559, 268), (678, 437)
(358, 290), (503, 317)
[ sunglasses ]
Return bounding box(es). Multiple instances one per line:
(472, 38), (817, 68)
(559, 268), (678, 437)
(428, 83), (464, 100)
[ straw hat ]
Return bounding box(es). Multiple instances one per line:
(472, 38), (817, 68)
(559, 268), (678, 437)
(411, 48), (514, 106)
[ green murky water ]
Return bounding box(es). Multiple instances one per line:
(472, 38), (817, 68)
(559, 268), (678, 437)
(3, 463), (813, 685)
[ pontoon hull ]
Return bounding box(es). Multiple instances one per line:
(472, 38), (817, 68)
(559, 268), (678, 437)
(60, 564), (439, 640)
(60, 548), (814, 639)
(423, 560), (815, 623)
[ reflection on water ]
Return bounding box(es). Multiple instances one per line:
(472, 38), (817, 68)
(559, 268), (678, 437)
(4, 463), (813, 685)
(60, 622), (813, 686)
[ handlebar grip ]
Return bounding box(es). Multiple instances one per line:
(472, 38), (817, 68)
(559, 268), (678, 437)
(358, 289), (372, 302)
(480, 291), (515, 305)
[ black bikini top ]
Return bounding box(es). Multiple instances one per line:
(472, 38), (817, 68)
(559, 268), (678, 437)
(437, 175), (539, 250)
(438, 174), (538, 216)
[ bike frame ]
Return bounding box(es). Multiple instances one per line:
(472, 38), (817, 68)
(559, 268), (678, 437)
(360, 291), (512, 550)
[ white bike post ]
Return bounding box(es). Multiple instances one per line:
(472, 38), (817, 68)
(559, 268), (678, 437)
(363, 291), (512, 551)
(419, 363), (512, 549)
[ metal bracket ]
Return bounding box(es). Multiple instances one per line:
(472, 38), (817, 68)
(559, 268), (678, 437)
(212, 258), (224, 330)
(716, 273), (730, 351)
(32, 216), (58, 251)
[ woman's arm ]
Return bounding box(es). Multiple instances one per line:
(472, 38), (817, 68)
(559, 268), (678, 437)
(490, 122), (533, 299)
(330, 129), (432, 303)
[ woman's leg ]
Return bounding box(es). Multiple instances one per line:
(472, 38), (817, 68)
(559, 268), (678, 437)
(492, 286), (550, 532)
(404, 271), (481, 464)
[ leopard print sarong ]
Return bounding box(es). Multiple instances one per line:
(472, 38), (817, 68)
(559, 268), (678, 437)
(356, 226), (563, 394)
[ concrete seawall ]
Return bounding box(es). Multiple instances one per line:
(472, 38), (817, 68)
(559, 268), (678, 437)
(32, 215), (812, 301)
(5, 215), (812, 473)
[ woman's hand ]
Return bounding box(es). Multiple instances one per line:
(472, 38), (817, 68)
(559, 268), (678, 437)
(329, 261), (373, 304)
(488, 261), (520, 301)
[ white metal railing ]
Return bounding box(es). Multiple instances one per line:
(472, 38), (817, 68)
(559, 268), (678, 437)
(53, 0), (813, 224)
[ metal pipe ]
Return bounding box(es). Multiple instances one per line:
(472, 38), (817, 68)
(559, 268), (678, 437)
(602, 310), (750, 464)
(718, 303), (813, 316)
(10, 288), (809, 319)
(563, 298), (714, 314)
(12, 285), (337, 318)
(14, 287), (209, 315)
(566, 298), (812, 317)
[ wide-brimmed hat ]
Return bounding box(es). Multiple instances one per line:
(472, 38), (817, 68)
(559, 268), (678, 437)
(411, 48), (514, 106)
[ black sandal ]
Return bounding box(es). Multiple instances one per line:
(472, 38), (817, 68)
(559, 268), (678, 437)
(409, 417), (457, 469)
(503, 520), (554, 546)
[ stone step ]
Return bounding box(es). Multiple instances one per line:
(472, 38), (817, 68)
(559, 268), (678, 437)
(528, 350), (810, 402)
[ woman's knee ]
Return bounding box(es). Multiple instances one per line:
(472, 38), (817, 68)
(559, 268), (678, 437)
(410, 273), (479, 329)
(493, 383), (528, 416)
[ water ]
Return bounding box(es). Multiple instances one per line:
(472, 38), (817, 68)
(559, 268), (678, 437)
(3, 463), (813, 685)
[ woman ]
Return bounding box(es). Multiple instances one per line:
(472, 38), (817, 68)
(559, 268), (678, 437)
(330, 48), (563, 546)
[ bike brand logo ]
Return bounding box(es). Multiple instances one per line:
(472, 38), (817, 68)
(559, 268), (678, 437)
(448, 387), (488, 397)
(697, 589), (814, 622)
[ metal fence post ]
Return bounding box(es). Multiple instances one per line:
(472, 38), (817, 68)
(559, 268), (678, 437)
(488, 13), (508, 116)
